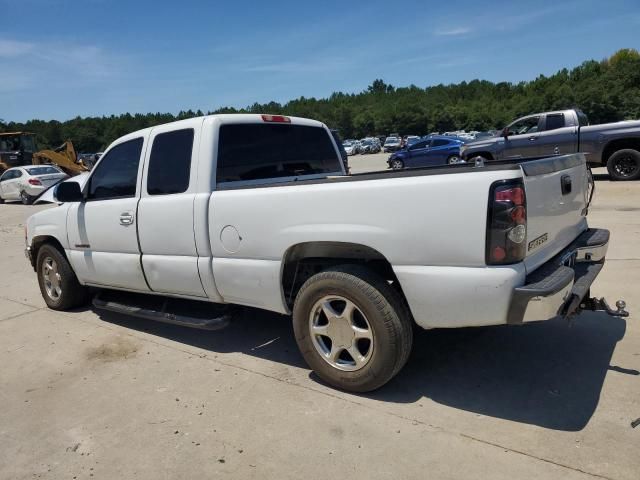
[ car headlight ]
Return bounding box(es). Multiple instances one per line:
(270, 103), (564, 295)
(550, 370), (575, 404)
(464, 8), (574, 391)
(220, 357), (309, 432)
(460, 145), (467, 156)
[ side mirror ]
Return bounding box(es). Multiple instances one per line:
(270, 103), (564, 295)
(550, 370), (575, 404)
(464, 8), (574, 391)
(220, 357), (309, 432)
(54, 182), (83, 203)
(502, 127), (509, 138)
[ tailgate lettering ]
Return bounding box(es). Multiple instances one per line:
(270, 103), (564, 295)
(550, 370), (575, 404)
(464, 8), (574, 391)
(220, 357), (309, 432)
(528, 233), (548, 252)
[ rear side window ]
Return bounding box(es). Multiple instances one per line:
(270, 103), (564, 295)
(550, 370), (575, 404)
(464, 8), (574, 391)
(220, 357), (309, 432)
(545, 114), (565, 131)
(216, 124), (342, 184)
(431, 139), (449, 147)
(147, 129), (194, 195)
(88, 138), (143, 200)
(577, 111), (589, 127)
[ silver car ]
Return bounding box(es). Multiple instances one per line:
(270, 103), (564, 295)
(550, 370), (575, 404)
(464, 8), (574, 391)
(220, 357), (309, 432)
(0, 165), (68, 204)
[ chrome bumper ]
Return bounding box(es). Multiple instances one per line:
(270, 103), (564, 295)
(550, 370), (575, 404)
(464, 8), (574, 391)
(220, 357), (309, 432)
(507, 228), (626, 324)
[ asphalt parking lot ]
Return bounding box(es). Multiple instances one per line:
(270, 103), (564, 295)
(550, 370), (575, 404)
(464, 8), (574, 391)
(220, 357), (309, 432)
(1, 159), (638, 480)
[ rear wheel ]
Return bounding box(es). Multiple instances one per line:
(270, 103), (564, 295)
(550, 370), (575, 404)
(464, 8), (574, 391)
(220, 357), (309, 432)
(390, 159), (404, 170)
(20, 191), (32, 205)
(606, 149), (640, 181)
(36, 244), (89, 310)
(293, 265), (413, 392)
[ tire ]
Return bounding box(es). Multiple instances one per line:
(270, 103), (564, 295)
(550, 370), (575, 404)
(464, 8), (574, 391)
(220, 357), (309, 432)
(0, 196), (4, 204)
(606, 149), (640, 181)
(20, 191), (32, 205)
(36, 244), (89, 310)
(447, 155), (461, 165)
(292, 265), (413, 392)
(390, 159), (404, 170)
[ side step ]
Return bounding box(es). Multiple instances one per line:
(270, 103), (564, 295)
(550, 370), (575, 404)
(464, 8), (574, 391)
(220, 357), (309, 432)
(92, 291), (232, 330)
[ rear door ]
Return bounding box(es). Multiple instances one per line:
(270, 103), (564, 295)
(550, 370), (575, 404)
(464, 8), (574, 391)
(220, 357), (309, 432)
(521, 154), (589, 272)
(137, 119), (206, 297)
(426, 138), (455, 164)
(536, 113), (579, 156)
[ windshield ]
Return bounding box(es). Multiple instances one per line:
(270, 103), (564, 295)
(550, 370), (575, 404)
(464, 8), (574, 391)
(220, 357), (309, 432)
(20, 135), (37, 152)
(385, 137), (398, 144)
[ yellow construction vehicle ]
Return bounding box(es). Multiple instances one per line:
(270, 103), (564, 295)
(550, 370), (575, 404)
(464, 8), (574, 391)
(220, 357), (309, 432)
(32, 140), (91, 176)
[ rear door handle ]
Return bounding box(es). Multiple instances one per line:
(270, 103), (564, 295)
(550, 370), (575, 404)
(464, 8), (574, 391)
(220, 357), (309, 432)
(119, 212), (134, 225)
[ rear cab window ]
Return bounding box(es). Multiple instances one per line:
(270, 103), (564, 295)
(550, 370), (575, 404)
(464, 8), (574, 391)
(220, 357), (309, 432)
(147, 129), (194, 195)
(216, 123), (343, 186)
(544, 113), (566, 131)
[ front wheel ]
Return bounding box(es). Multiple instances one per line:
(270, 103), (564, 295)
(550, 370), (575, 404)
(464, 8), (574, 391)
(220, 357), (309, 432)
(447, 155), (461, 165)
(390, 159), (404, 170)
(36, 244), (89, 310)
(607, 149), (640, 181)
(293, 265), (413, 392)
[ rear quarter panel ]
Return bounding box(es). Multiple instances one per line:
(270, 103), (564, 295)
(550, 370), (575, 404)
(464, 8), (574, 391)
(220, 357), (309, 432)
(208, 169), (522, 314)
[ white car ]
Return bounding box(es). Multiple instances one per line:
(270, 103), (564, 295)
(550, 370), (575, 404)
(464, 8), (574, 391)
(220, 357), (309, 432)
(342, 141), (359, 156)
(0, 165), (67, 204)
(24, 114), (626, 392)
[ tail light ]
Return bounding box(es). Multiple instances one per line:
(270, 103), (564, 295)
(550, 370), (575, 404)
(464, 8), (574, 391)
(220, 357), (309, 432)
(486, 179), (527, 265)
(28, 178), (42, 186)
(261, 114), (291, 123)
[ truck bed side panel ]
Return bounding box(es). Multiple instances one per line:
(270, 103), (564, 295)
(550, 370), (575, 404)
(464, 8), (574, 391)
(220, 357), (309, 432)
(208, 169), (522, 314)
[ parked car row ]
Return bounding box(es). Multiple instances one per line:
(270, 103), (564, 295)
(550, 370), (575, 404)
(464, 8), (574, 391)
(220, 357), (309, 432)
(342, 137), (382, 155)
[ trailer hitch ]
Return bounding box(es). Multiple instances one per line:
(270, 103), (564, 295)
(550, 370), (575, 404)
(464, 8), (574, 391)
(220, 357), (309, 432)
(580, 297), (629, 317)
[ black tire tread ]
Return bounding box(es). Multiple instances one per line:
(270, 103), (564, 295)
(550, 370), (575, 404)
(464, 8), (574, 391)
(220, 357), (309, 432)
(606, 149), (640, 181)
(293, 265), (413, 392)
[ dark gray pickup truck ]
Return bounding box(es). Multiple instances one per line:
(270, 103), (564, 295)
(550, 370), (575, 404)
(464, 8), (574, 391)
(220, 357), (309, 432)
(461, 109), (640, 180)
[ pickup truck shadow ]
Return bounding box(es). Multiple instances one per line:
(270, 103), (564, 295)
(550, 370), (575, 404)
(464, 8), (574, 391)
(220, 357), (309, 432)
(371, 311), (628, 431)
(93, 307), (627, 432)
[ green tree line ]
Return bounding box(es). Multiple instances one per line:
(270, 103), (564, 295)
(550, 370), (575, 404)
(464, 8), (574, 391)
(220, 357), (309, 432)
(2, 49), (639, 152)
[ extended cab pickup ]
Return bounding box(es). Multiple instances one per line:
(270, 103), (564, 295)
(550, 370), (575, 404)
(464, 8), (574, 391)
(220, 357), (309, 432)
(25, 114), (627, 392)
(461, 109), (640, 181)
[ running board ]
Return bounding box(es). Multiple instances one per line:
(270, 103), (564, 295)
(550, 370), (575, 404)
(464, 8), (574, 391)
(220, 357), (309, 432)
(92, 291), (231, 330)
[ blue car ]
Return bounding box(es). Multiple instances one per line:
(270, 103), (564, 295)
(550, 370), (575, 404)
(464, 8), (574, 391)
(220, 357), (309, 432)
(387, 136), (464, 169)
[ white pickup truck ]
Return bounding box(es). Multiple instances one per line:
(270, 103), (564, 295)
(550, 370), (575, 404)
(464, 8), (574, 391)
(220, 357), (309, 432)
(25, 114), (628, 392)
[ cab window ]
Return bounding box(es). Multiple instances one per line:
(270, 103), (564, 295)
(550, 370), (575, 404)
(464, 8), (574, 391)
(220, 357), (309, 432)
(545, 114), (565, 131)
(88, 138), (143, 200)
(507, 116), (541, 136)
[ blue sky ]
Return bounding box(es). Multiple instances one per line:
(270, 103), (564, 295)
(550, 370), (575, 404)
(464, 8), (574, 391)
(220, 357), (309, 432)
(1, 0), (639, 122)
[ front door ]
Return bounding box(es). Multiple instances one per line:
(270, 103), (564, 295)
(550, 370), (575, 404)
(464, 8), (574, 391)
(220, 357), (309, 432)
(502, 115), (543, 159)
(66, 136), (150, 291)
(406, 140), (431, 167)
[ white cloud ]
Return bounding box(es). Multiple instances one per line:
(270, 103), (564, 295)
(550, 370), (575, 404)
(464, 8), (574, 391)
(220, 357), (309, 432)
(0, 37), (125, 93)
(0, 39), (34, 58)
(433, 27), (472, 37)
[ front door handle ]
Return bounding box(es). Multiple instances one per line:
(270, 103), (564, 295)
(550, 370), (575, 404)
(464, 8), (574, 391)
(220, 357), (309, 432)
(528, 136), (538, 141)
(119, 212), (134, 225)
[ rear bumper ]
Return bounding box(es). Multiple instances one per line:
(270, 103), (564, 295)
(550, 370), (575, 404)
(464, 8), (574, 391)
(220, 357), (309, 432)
(507, 228), (610, 324)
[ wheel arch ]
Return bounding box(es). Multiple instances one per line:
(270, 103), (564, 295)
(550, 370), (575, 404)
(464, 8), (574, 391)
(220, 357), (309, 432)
(280, 241), (410, 313)
(467, 151), (494, 161)
(601, 137), (640, 164)
(30, 235), (67, 270)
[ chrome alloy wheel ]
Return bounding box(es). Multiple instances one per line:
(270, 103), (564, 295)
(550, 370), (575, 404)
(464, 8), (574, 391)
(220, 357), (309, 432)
(42, 257), (62, 300)
(309, 295), (374, 371)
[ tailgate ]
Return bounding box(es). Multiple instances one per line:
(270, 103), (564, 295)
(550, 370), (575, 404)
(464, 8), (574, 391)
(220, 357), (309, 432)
(521, 154), (590, 273)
